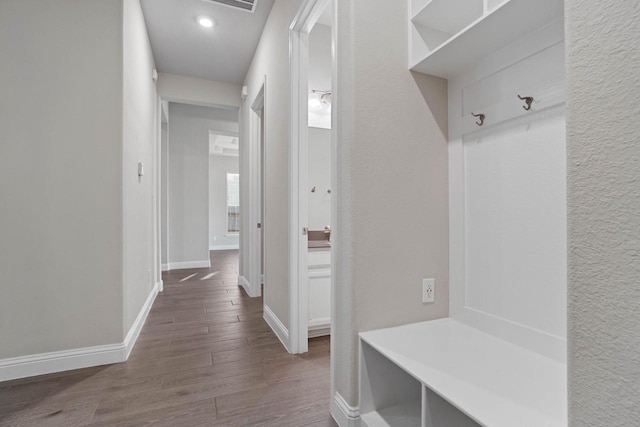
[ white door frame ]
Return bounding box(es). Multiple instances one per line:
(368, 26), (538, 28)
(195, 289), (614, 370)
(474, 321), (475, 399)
(289, 0), (331, 355)
(247, 80), (266, 298)
(155, 96), (163, 292)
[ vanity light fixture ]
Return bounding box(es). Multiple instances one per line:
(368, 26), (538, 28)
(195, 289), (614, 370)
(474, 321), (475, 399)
(198, 16), (215, 28)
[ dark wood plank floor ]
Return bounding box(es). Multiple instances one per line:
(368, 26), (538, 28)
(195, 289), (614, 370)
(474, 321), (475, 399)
(0, 250), (337, 426)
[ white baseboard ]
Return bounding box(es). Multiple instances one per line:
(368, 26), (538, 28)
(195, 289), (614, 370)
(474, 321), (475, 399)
(308, 327), (330, 338)
(307, 317), (331, 338)
(308, 318), (331, 338)
(157, 280), (164, 293)
(263, 304), (291, 353)
(331, 391), (360, 427)
(238, 275), (260, 298)
(309, 318), (331, 329)
(123, 282), (158, 359)
(163, 260), (211, 271)
(209, 244), (239, 251)
(238, 275), (252, 297)
(0, 344), (124, 382)
(0, 283), (158, 382)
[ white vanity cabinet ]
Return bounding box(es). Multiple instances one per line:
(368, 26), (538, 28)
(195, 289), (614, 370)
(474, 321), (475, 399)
(308, 248), (331, 337)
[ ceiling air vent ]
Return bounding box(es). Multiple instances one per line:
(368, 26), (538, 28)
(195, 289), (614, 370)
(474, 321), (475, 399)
(203, 0), (257, 13)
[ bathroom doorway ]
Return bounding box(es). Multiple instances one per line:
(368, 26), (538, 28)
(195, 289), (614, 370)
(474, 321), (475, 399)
(289, 0), (335, 353)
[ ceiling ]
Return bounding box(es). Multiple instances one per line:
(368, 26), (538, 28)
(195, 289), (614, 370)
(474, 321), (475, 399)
(140, 0), (274, 84)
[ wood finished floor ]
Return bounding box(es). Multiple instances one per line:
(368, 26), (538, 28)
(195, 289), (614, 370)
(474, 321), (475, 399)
(0, 250), (337, 426)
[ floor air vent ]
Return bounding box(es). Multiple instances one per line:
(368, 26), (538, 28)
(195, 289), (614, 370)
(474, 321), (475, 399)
(203, 0), (257, 13)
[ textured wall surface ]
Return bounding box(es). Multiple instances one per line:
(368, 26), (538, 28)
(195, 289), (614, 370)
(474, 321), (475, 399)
(122, 0), (158, 333)
(240, 0), (304, 329)
(332, 0), (356, 406)
(334, 0), (449, 407)
(0, 0), (124, 357)
(566, 0), (640, 425)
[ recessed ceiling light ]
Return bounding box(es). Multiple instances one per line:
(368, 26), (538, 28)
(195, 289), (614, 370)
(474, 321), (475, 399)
(198, 16), (215, 28)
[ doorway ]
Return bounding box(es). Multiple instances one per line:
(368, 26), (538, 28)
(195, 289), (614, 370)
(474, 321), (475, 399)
(289, 0), (335, 354)
(245, 82), (266, 299)
(208, 130), (240, 253)
(159, 101), (239, 272)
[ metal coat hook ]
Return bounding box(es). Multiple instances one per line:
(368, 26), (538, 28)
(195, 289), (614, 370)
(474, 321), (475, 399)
(518, 95), (534, 111)
(327, 189), (331, 194)
(471, 112), (485, 126)
(311, 187), (316, 193)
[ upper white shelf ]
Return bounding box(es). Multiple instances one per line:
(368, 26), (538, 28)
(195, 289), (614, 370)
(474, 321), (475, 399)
(412, 0), (483, 35)
(360, 318), (567, 427)
(409, 0), (564, 78)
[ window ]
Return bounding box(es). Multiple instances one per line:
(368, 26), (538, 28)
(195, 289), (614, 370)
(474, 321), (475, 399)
(227, 173), (240, 233)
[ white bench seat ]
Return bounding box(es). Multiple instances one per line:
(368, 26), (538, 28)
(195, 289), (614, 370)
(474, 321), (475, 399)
(359, 318), (567, 427)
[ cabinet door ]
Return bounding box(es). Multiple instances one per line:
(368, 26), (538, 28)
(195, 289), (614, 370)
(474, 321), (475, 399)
(308, 269), (331, 327)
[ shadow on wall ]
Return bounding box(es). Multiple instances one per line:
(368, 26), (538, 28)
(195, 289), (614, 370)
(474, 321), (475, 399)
(411, 71), (449, 140)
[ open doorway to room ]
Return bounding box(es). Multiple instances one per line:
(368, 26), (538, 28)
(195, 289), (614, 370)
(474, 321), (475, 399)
(243, 83), (266, 299)
(208, 131), (240, 253)
(159, 102), (239, 274)
(289, 0), (334, 354)
(306, 6), (332, 340)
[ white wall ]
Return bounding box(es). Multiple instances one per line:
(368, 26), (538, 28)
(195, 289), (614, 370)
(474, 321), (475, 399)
(167, 103), (238, 266)
(209, 155), (240, 249)
(122, 0), (159, 333)
(308, 22), (332, 229)
(240, 0), (305, 328)
(161, 122), (169, 265)
(567, 0), (640, 425)
(308, 128), (331, 230)
(0, 0), (124, 358)
(158, 72), (242, 109)
(309, 23), (332, 129)
(333, 0), (449, 409)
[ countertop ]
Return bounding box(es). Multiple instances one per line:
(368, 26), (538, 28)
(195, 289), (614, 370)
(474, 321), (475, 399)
(308, 240), (331, 249)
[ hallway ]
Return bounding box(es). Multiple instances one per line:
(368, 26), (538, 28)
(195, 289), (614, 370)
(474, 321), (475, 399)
(0, 251), (335, 426)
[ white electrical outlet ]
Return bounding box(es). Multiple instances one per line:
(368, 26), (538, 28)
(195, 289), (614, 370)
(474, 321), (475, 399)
(422, 278), (435, 303)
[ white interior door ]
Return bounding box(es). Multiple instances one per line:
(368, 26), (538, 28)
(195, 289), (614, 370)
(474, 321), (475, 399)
(248, 83), (265, 298)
